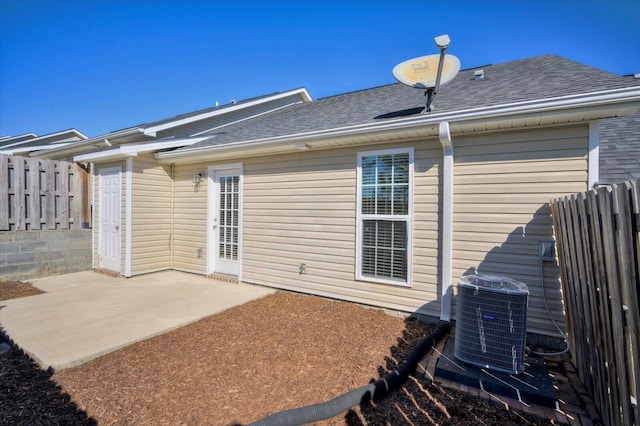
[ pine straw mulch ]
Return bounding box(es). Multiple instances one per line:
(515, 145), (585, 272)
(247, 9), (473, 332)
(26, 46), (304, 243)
(2, 289), (554, 425)
(0, 281), (45, 301)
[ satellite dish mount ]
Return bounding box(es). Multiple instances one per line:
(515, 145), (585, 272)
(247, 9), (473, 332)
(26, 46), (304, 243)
(392, 34), (460, 113)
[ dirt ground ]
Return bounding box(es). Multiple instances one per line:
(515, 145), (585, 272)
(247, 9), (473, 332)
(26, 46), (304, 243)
(0, 281), (45, 301)
(2, 284), (553, 425)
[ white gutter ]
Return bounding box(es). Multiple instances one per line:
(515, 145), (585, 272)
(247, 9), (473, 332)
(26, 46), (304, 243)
(143, 88), (313, 135)
(156, 86), (640, 164)
(74, 137), (208, 162)
(438, 122), (454, 322)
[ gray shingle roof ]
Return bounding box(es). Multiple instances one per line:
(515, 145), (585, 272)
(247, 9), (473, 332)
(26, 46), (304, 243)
(599, 111), (640, 184)
(183, 54), (639, 150)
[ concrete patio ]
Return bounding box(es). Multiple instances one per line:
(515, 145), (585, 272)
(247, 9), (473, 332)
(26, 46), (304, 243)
(0, 271), (275, 370)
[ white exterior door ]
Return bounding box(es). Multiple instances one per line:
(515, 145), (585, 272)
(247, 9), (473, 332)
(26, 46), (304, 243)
(99, 167), (121, 272)
(209, 164), (242, 277)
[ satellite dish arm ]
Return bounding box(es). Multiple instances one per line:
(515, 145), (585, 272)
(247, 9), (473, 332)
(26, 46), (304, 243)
(434, 45), (448, 95)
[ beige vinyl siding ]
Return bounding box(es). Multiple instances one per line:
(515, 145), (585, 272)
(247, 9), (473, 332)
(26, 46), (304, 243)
(451, 125), (589, 336)
(241, 140), (443, 316)
(157, 96), (303, 139)
(130, 154), (172, 275)
(172, 162), (209, 273)
(93, 161), (126, 273)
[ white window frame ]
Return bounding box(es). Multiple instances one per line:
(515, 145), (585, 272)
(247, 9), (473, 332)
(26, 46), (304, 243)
(356, 147), (413, 287)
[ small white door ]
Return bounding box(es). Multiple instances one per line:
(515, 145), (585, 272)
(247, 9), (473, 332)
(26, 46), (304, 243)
(99, 167), (121, 272)
(209, 165), (242, 277)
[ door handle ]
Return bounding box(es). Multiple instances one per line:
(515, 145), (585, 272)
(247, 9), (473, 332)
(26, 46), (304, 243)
(115, 225), (120, 230)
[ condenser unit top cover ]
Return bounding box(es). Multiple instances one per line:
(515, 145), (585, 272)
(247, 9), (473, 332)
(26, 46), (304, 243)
(458, 274), (529, 295)
(455, 274), (529, 374)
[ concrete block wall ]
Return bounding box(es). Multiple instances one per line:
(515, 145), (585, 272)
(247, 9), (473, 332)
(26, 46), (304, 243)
(0, 230), (91, 281)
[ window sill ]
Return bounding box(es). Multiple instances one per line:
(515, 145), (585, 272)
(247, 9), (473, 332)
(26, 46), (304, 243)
(356, 275), (412, 288)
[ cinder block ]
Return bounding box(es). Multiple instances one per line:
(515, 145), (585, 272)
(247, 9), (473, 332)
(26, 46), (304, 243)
(18, 262), (46, 279)
(0, 243), (20, 255)
(19, 241), (48, 253)
(0, 232), (15, 244)
(13, 231), (40, 242)
(0, 264), (21, 281)
(6, 252), (37, 266)
(60, 230), (91, 241)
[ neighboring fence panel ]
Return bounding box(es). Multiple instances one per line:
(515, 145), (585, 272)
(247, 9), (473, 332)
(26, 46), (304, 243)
(0, 154), (89, 231)
(551, 179), (640, 426)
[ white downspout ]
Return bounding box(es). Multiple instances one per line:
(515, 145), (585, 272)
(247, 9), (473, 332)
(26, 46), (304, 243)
(439, 121), (454, 322)
(588, 120), (599, 188)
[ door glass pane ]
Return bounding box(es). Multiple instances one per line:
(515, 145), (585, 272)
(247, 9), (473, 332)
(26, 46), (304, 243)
(218, 175), (239, 261)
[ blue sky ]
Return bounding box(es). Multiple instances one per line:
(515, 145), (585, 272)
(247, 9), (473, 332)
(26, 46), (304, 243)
(1, 0), (638, 138)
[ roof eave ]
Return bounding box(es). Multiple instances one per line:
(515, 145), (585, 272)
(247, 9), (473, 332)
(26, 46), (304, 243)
(156, 87), (640, 165)
(33, 128), (144, 159)
(74, 137), (209, 163)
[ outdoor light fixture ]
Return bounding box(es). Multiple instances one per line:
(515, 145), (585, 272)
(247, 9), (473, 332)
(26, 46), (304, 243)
(192, 173), (203, 184)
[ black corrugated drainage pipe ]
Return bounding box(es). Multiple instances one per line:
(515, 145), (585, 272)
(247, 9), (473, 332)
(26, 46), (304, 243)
(249, 320), (451, 426)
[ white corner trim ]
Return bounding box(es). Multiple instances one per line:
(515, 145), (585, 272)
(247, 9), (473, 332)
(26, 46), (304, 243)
(124, 158), (133, 277)
(439, 121), (454, 322)
(588, 120), (600, 189)
(91, 164), (95, 269)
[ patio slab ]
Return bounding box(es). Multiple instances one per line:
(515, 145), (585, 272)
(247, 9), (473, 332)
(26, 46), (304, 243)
(0, 271), (275, 370)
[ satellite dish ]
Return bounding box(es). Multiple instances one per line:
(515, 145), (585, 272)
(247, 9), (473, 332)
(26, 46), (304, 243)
(392, 34), (460, 113)
(392, 54), (461, 89)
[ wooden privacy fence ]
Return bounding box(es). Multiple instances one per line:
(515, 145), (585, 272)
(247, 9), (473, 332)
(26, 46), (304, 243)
(0, 154), (89, 231)
(550, 179), (639, 426)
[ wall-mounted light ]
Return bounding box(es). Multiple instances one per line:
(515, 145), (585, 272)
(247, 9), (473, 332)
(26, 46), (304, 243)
(193, 172), (203, 184)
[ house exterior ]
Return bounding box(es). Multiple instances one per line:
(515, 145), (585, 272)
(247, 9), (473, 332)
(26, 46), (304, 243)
(69, 54), (640, 339)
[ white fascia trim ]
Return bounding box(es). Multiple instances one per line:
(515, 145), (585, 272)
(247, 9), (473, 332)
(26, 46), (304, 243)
(20, 128), (89, 144)
(157, 87), (640, 163)
(0, 133), (37, 144)
(588, 120), (600, 189)
(143, 88), (313, 136)
(124, 158), (133, 277)
(438, 122), (454, 322)
(74, 137), (208, 162)
(35, 128), (143, 157)
(1, 142), (75, 155)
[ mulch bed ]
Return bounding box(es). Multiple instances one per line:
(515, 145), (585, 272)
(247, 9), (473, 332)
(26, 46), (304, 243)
(0, 281), (45, 301)
(1, 287), (553, 425)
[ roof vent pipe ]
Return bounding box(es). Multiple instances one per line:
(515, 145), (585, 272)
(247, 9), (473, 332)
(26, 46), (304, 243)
(474, 69), (485, 80)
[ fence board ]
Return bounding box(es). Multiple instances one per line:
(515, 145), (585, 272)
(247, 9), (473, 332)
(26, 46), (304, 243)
(0, 154), (88, 231)
(13, 157), (25, 230)
(552, 179), (640, 426)
(28, 160), (41, 230)
(0, 155), (8, 230)
(59, 161), (69, 229)
(45, 160), (55, 230)
(615, 183), (640, 422)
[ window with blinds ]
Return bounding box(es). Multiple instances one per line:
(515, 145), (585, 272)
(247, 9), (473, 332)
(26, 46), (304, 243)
(356, 148), (413, 286)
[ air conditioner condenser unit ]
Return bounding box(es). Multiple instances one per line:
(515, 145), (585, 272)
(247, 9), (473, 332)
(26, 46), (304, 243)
(454, 274), (529, 374)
